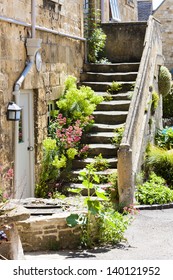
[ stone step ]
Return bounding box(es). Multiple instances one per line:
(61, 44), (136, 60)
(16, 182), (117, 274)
(91, 123), (125, 132)
(67, 183), (112, 196)
(97, 91), (132, 101)
(80, 72), (138, 82)
(72, 157), (118, 169)
(96, 100), (130, 111)
(83, 132), (115, 144)
(93, 111), (128, 124)
(80, 81), (134, 92)
(87, 143), (118, 157)
(70, 168), (117, 182)
(83, 62), (140, 73)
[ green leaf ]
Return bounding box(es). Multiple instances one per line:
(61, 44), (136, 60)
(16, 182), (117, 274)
(87, 200), (100, 214)
(66, 214), (79, 227)
(93, 174), (100, 183)
(68, 188), (82, 194)
(82, 180), (93, 189)
(95, 189), (109, 201)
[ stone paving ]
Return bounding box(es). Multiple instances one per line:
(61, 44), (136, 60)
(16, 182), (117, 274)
(25, 208), (173, 260)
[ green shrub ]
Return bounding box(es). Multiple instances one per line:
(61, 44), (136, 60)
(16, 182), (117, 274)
(135, 172), (173, 205)
(66, 163), (129, 248)
(155, 127), (173, 150)
(112, 125), (125, 146)
(151, 91), (159, 115)
(163, 83), (173, 118)
(145, 145), (173, 187)
(158, 66), (172, 96)
(107, 81), (122, 94)
(36, 76), (103, 197)
(57, 76), (103, 124)
(88, 28), (107, 63)
(90, 154), (109, 171)
(107, 172), (119, 204)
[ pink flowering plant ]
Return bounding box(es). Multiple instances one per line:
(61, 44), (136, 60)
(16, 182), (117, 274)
(36, 76), (103, 197)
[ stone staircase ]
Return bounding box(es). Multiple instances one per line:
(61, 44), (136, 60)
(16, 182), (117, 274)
(68, 62), (139, 195)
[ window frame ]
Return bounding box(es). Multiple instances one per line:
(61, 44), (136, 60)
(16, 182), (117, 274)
(110, 0), (121, 22)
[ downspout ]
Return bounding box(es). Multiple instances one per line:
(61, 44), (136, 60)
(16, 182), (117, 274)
(101, 0), (105, 23)
(31, 0), (36, 38)
(13, 0), (41, 197)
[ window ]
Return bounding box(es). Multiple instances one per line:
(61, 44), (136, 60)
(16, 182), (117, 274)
(110, 0), (121, 22)
(83, 0), (89, 10)
(49, 0), (64, 4)
(47, 101), (57, 127)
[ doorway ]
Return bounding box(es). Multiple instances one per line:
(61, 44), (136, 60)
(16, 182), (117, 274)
(15, 90), (35, 198)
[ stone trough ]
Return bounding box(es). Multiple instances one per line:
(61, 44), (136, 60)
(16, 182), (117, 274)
(15, 198), (86, 252)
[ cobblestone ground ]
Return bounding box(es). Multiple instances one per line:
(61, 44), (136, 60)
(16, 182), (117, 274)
(25, 209), (173, 260)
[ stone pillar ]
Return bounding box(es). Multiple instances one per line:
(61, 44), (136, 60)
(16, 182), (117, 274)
(117, 145), (134, 207)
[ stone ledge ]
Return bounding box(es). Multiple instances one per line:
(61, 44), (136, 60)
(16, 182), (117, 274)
(135, 203), (173, 210)
(0, 203), (30, 225)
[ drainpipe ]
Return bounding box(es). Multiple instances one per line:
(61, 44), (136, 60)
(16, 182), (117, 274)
(101, 0), (105, 23)
(13, 0), (41, 197)
(31, 0), (36, 38)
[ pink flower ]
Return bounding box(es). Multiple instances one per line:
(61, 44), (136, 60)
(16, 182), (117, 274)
(59, 117), (66, 125)
(57, 113), (63, 119)
(5, 168), (14, 180)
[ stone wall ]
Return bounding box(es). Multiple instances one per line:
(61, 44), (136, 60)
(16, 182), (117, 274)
(118, 0), (138, 21)
(17, 213), (82, 251)
(101, 22), (147, 62)
(0, 0), (84, 189)
(153, 0), (173, 71)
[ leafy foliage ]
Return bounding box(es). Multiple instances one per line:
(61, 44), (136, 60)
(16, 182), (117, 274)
(163, 83), (173, 118)
(135, 172), (173, 205)
(158, 66), (172, 96)
(36, 76), (103, 198)
(145, 144), (173, 187)
(57, 76), (103, 123)
(112, 125), (125, 145)
(107, 81), (122, 94)
(151, 91), (159, 115)
(155, 127), (173, 150)
(66, 162), (130, 248)
(107, 172), (119, 204)
(87, 28), (107, 63)
(90, 154), (109, 171)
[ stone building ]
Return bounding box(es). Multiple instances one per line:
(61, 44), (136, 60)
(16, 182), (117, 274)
(153, 0), (173, 72)
(0, 0), (85, 199)
(87, 0), (138, 23)
(0, 0), (138, 199)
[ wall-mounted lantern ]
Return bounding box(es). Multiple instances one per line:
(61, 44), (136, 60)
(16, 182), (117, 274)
(7, 102), (22, 121)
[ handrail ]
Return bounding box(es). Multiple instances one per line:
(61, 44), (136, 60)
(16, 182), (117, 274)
(118, 16), (164, 206)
